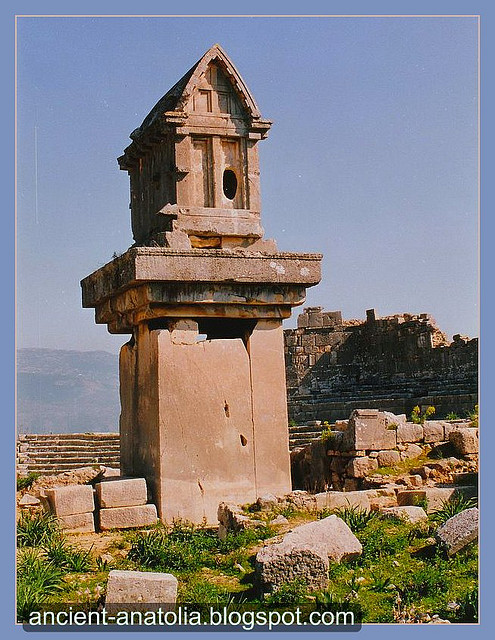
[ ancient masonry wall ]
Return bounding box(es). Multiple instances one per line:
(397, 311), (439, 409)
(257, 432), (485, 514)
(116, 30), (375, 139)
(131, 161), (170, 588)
(284, 307), (478, 423)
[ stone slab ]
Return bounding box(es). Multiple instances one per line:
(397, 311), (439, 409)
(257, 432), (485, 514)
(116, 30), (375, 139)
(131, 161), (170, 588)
(314, 490), (371, 512)
(436, 507), (478, 555)
(344, 410), (396, 451)
(95, 478), (147, 509)
(397, 486), (477, 513)
(46, 485), (95, 516)
(284, 515), (363, 563)
(98, 504), (158, 531)
(396, 423), (424, 444)
(381, 506), (428, 524)
(58, 512), (95, 533)
(105, 570), (177, 613)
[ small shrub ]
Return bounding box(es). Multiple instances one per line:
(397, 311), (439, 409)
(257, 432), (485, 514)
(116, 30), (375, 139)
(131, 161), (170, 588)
(411, 405), (435, 424)
(469, 404), (479, 428)
(430, 495), (478, 525)
(17, 473), (40, 491)
(44, 539), (93, 573)
(331, 505), (377, 532)
(398, 562), (449, 604)
(358, 520), (410, 561)
(17, 512), (61, 548)
(445, 412), (459, 421)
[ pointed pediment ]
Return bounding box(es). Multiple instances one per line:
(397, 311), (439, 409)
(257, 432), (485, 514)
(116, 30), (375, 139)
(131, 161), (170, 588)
(137, 44), (263, 135)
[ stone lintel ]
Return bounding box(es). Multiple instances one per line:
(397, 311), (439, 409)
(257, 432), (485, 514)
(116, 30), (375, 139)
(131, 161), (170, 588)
(81, 247), (322, 309)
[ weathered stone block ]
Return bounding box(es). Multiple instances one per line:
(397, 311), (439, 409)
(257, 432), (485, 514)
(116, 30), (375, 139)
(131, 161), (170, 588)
(256, 541), (329, 593)
(449, 428), (478, 456)
(346, 456), (378, 478)
(383, 412), (407, 427)
(95, 478), (147, 509)
(217, 502), (263, 539)
(314, 490), (371, 512)
(376, 450), (401, 467)
(58, 512), (95, 533)
(400, 443), (424, 460)
(46, 485), (95, 517)
(255, 515), (362, 593)
(397, 486), (477, 513)
(105, 570), (177, 613)
(436, 507), (478, 555)
(284, 516), (362, 562)
(423, 421), (445, 443)
(381, 506), (427, 524)
(344, 410), (396, 451)
(98, 504), (158, 531)
(396, 422), (424, 444)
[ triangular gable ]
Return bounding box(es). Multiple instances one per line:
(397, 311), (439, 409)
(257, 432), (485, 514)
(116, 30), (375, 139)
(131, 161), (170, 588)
(136, 44), (261, 135)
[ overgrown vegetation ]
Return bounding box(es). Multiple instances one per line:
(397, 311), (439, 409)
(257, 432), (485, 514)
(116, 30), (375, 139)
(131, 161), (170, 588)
(17, 472), (40, 491)
(16, 503), (478, 624)
(430, 495), (478, 525)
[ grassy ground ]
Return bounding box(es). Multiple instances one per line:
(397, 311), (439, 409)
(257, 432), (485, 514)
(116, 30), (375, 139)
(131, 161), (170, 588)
(16, 503), (478, 624)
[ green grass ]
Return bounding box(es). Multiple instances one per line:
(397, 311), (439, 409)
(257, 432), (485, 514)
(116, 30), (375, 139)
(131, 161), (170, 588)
(16, 508), (478, 624)
(17, 512), (61, 548)
(17, 472), (40, 491)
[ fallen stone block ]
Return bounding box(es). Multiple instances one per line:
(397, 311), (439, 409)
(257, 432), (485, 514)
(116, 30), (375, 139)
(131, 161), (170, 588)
(397, 486), (477, 513)
(284, 516), (363, 563)
(346, 456), (378, 478)
(98, 504), (158, 531)
(256, 541), (329, 593)
(383, 412), (407, 428)
(314, 490), (371, 512)
(256, 494), (279, 511)
(436, 507), (478, 555)
(46, 485), (95, 516)
(449, 428), (479, 456)
(58, 512), (95, 533)
(95, 478), (147, 509)
(255, 515), (362, 593)
(270, 515), (289, 526)
(376, 450), (401, 467)
(217, 502), (263, 539)
(400, 443), (423, 460)
(396, 422), (424, 444)
(105, 570), (177, 613)
(381, 506), (428, 524)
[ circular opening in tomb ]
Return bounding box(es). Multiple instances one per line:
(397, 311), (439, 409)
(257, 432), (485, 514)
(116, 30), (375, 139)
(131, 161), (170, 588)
(223, 169), (238, 200)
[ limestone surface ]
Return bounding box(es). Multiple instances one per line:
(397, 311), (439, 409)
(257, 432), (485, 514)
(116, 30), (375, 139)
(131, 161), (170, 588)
(105, 570), (177, 613)
(95, 478), (147, 509)
(381, 506), (428, 524)
(58, 512), (95, 533)
(449, 428), (479, 456)
(377, 450), (401, 467)
(255, 515), (362, 593)
(346, 456), (378, 478)
(46, 485), (95, 516)
(98, 504), (158, 531)
(314, 490), (371, 512)
(396, 423), (424, 444)
(436, 507), (478, 555)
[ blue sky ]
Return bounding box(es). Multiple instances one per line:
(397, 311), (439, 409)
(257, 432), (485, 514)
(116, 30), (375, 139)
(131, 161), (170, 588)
(16, 15), (478, 353)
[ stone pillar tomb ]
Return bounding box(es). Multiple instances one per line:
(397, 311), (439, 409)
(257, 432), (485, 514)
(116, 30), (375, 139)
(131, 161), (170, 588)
(81, 44), (322, 523)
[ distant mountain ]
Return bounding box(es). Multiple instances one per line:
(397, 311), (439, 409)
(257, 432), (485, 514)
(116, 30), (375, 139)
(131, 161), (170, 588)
(17, 349), (120, 434)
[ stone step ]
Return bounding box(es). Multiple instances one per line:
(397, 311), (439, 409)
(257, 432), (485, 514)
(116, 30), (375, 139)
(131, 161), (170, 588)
(24, 460), (120, 473)
(20, 444), (120, 454)
(20, 451), (120, 461)
(289, 424), (325, 434)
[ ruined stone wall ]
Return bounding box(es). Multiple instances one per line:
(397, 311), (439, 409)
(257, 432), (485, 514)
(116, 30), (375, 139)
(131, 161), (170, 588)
(285, 308), (478, 423)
